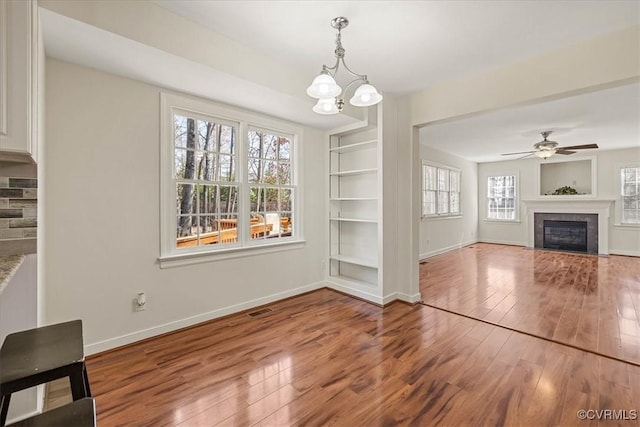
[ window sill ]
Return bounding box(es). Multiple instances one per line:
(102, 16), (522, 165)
(158, 240), (306, 269)
(483, 219), (521, 224)
(613, 223), (640, 230)
(422, 215), (463, 221)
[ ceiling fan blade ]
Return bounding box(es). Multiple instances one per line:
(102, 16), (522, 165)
(517, 153), (534, 160)
(501, 150), (535, 156)
(556, 149), (577, 155)
(556, 144), (599, 150)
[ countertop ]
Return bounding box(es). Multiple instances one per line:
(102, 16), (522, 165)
(0, 255), (26, 294)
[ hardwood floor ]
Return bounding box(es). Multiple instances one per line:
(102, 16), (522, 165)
(420, 243), (640, 365)
(51, 288), (639, 426)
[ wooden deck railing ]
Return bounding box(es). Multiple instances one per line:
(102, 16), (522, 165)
(176, 222), (273, 248)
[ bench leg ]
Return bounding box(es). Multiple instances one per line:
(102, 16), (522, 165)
(82, 364), (92, 397)
(0, 394), (11, 427)
(69, 368), (89, 400)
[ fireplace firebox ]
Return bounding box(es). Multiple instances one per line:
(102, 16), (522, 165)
(543, 220), (588, 253)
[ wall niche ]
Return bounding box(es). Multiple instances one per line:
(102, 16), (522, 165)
(538, 157), (596, 197)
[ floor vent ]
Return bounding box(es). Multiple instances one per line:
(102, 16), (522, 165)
(247, 308), (273, 317)
(420, 260), (428, 264)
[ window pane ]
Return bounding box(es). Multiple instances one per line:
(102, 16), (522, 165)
(174, 115), (189, 148)
(177, 183), (196, 216)
(280, 213), (293, 234)
(278, 162), (292, 185)
(263, 133), (278, 160)
(199, 185), (217, 215)
(250, 186), (265, 213)
(622, 167), (640, 224)
(438, 169), (450, 191)
(263, 160), (278, 184)
(278, 137), (291, 160)
(424, 165), (436, 191)
(199, 215), (216, 236)
(423, 190), (436, 215)
(450, 171), (460, 193)
(175, 149), (200, 180)
(437, 191), (449, 214)
(218, 154), (235, 182)
(248, 158), (261, 183)
(197, 120), (214, 151)
(264, 187), (279, 212)
(196, 152), (215, 181)
(450, 192), (460, 213)
(219, 185), (238, 216)
(219, 125), (236, 154)
(280, 189), (292, 212)
(250, 211), (270, 240)
(176, 215), (197, 247)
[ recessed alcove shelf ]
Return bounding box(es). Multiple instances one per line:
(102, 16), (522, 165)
(537, 156), (597, 197)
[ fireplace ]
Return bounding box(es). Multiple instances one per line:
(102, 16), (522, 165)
(543, 220), (588, 252)
(533, 212), (598, 254)
(524, 199), (614, 256)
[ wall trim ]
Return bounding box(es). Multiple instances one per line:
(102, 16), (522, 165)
(84, 281), (324, 355)
(609, 249), (640, 257)
(419, 239), (478, 260)
(477, 238), (526, 247)
(325, 281), (385, 306)
(394, 292), (422, 304)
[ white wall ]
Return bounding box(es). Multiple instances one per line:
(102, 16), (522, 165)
(45, 59), (326, 354)
(419, 145), (478, 259)
(478, 147), (640, 255)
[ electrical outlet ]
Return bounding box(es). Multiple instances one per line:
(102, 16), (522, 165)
(134, 292), (146, 312)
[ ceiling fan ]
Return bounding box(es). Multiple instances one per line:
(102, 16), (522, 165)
(501, 131), (599, 159)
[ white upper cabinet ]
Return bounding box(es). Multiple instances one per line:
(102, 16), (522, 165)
(0, 0), (40, 163)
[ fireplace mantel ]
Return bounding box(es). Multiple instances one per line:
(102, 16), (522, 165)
(522, 198), (615, 255)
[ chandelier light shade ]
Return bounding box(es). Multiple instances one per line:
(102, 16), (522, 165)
(306, 73), (342, 99)
(313, 98), (340, 115)
(307, 17), (382, 114)
(350, 83), (383, 107)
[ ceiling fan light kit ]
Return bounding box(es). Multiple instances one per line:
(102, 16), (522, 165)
(307, 17), (383, 115)
(501, 131), (599, 160)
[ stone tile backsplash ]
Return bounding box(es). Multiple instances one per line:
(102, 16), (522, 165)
(0, 177), (37, 240)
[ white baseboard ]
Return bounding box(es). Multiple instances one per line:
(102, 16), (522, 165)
(477, 238), (526, 247)
(394, 292), (422, 304)
(420, 239), (478, 260)
(609, 249), (640, 257)
(85, 281), (325, 355)
(325, 281), (385, 306)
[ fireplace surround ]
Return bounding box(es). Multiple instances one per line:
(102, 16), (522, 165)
(534, 213), (598, 254)
(523, 199), (614, 256)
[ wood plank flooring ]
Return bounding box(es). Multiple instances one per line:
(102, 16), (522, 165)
(51, 288), (639, 426)
(420, 243), (640, 364)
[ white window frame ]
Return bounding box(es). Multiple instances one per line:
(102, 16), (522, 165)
(620, 163), (640, 225)
(422, 160), (461, 218)
(159, 93), (304, 267)
(486, 173), (519, 222)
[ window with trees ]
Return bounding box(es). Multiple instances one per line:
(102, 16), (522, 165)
(621, 166), (640, 224)
(487, 175), (517, 220)
(160, 93), (300, 263)
(422, 162), (461, 217)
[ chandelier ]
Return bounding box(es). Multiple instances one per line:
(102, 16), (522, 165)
(306, 17), (383, 115)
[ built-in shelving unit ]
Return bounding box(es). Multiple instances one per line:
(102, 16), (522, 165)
(328, 115), (380, 289)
